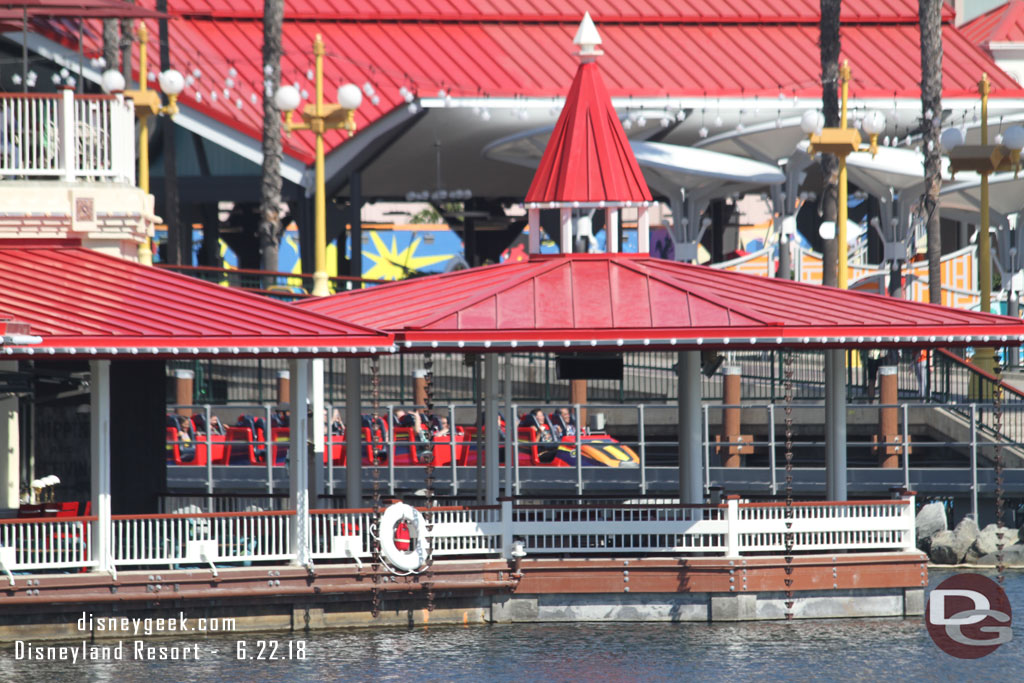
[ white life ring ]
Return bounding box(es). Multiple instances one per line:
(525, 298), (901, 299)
(378, 502), (429, 573)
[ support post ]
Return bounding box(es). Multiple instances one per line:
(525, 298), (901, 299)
(970, 403), (978, 522)
(288, 359), (311, 567)
(0, 362), (20, 511)
(90, 360), (112, 573)
(345, 358), (362, 507)
(877, 366), (900, 468)
(504, 354), (513, 499)
(825, 349), (847, 500)
(768, 404), (777, 495)
(59, 87), (75, 182)
(718, 365), (748, 467)
(607, 208), (619, 253)
(413, 369), (428, 407)
(277, 370), (290, 407)
(569, 380), (587, 426)
(560, 207), (572, 254)
(310, 360), (325, 507)
(677, 351), (703, 504)
(484, 354), (500, 504)
(528, 208), (541, 254)
(173, 369), (193, 416)
(637, 205), (650, 253)
(724, 495), (740, 557)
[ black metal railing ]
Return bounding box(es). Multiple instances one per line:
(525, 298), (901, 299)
(168, 349), (940, 407)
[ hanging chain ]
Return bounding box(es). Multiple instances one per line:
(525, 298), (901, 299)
(783, 350), (796, 620)
(422, 352), (436, 611)
(370, 356), (383, 617)
(993, 381), (1005, 585)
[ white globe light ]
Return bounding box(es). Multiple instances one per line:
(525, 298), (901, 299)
(273, 85), (301, 112)
(818, 220), (836, 240)
(800, 109), (824, 135)
(1002, 125), (1024, 151)
(158, 69), (185, 96)
(939, 127), (965, 152)
(100, 69), (126, 93)
(337, 83), (362, 110)
(862, 110), (886, 135)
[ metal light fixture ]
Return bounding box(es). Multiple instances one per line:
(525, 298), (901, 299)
(943, 73), (1024, 373)
(801, 62), (886, 289)
(119, 22), (187, 266)
(100, 68), (126, 94)
(273, 34), (362, 297)
(404, 139), (472, 204)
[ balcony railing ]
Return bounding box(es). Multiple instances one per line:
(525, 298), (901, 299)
(0, 90), (135, 184)
(0, 496), (917, 577)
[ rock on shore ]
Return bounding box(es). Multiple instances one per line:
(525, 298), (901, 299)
(921, 510), (1024, 566)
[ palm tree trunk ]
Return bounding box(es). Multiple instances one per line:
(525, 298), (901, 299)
(920, 0), (943, 304)
(820, 0), (841, 287)
(259, 0), (285, 283)
(118, 4), (132, 84)
(102, 20), (119, 72)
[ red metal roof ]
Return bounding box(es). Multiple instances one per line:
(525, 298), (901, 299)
(961, 1), (1024, 44)
(299, 253), (1024, 351)
(525, 61), (651, 204)
(47, 4), (1022, 166)
(0, 245), (391, 358)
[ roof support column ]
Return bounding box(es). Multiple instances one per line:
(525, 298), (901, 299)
(503, 353), (514, 499)
(607, 208), (619, 253)
(560, 208), (573, 254)
(0, 362), (19, 511)
(677, 350), (703, 505)
(89, 360), (111, 573)
(310, 359), (325, 507)
(289, 358), (312, 567)
(485, 354), (500, 504)
(825, 349), (847, 500)
(345, 358), (363, 507)
(638, 205), (650, 253)
(528, 209), (541, 254)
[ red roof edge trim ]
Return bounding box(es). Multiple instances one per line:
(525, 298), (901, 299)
(169, 11), (939, 25)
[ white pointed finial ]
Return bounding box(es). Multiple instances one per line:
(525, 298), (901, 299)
(574, 12), (603, 62)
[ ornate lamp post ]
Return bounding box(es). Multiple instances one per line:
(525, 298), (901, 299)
(942, 73), (1024, 373)
(100, 22), (184, 266)
(801, 61), (885, 290)
(274, 34), (362, 297)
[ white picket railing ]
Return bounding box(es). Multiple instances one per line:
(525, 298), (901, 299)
(428, 506), (503, 556)
(513, 503), (728, 554)
(111, 510), (293, 567)
(309, 506), (503, 560)
(0, 497), (916, 575)
(734, 498), (916, 554)
(0, 91), (135, 183)
(310, 509), (371, 560)
(0, 516), (95, 571)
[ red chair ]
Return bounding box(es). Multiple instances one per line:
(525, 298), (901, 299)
(429, 429), (468, 467)
(391, 426), (420, 466)
(225, 426), (259, 464)
(193, 434), (229, 466)
(324, 435), (345, 465)
(166, 426), (183, 464)
(16, 503), (48, 518)
(517, 426), (548, 466)
(271, 427), (290, 465)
